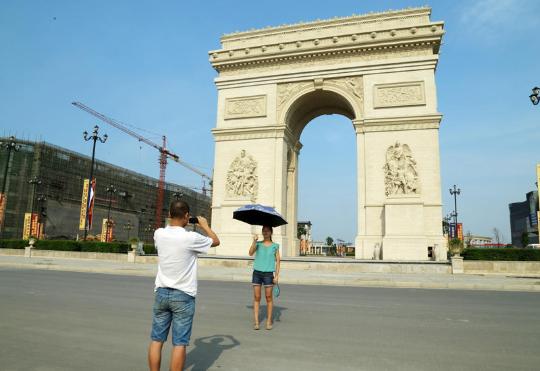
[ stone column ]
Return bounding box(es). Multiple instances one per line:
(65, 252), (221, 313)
(353, 120), (368, 259)
(285, 147), (300, 256)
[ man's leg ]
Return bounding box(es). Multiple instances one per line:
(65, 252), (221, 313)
(148, 341), (164, 371)
(170, 345), (187, 371)
(149, 288), (172, 371)
(170, 291), (195, 370)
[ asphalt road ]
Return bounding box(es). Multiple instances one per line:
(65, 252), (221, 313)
(0, 268), (539, 371)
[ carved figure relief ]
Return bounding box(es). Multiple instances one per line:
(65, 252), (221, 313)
(383, 142), (420, 196)
(329, 76), (364, 113)
(224, 95), (267, 119)
(276, 81), (312, 120)
(226, 150), (258, 198)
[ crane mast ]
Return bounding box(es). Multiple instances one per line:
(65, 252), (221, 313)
(72, 102), (211, 230)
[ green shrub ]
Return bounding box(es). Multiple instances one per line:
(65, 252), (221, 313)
(1, 239), (133, 253)
(463, 248), (540, 261)
(449, 238), (464, 256)
(143, 244), (157, 255)
(0, 239), (28, 249)
(79, 242), (130, 253)
(35, 240), (82, 251)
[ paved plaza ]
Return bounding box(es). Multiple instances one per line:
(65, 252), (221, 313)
(1, 268), (539, 370)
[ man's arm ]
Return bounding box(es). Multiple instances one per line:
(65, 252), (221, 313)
(197, 216), (220, 247)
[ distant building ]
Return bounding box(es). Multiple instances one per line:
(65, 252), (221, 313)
(310, 241), (327, 255)
(0, 138), (210, 242)
(509, 191), (539, 247)
(464, 235), (492, 247)
(297, 221), (312, 255)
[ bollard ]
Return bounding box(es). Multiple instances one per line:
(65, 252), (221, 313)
(451, 256), (464, 274)
(127, 242), (138, 263)
(24, 238), (36, 258)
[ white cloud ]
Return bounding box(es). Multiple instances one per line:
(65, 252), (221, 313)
(459, 0), (540, 41)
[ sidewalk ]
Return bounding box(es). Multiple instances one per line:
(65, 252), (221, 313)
(1, 255), (539, 292)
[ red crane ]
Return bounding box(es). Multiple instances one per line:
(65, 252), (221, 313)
(72, 102), (212, 229)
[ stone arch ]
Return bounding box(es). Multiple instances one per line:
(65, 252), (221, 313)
(209, 7), (447, 260)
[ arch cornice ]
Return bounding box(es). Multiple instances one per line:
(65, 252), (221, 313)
(353, 114), (442, 133)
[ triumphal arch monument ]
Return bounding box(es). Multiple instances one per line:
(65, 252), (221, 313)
(208, 7), (447, 261)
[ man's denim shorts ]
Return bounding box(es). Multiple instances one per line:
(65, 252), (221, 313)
(252, 270), (274, 286)
(151, 287), (195, 346)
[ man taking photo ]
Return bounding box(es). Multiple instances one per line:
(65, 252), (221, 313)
(148, 200), (220, 371)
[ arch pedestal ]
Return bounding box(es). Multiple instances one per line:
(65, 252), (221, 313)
(208, 7), (447, 260)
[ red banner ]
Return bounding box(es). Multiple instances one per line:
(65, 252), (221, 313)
(100, 218), (114, 242)
(457, 223), (463, 241)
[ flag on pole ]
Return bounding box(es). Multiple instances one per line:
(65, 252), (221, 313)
(87, 179), (96, 229)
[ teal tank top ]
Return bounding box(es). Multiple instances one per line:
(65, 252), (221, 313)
(253, 242), (279, 272)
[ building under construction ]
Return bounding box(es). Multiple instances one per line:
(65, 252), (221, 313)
(0, 137), (211, 242)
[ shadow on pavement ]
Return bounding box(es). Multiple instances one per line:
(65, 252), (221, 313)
(185, 334), (240, 371)
(246, 305), (288, 323)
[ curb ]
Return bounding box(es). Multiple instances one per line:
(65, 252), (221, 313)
(1, 261), (539, 292)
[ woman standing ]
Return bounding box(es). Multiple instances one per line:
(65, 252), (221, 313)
(249, 225), (281, 330)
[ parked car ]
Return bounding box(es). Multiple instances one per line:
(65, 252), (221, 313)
(525, 244), (540, 249)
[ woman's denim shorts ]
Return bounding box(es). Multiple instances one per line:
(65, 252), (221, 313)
(150, 287), (195, 346)
(252, 270), (274, 286)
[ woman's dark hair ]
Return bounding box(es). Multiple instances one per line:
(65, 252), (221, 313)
(262, 225), (273, 241)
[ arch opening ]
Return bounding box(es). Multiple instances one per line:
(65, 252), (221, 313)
(285, 90), (356, 141)
(284, 89), (358, 256)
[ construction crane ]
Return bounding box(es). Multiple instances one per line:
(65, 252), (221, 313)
(72, 102), (212, 229)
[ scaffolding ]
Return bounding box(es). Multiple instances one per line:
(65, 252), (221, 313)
(0, 138), (211, 242)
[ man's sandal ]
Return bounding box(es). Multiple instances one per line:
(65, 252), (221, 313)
(253, 323), (260, 330)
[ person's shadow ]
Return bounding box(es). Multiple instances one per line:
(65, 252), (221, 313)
(246, 305), (288, 323)
(184, 335), (240, 371)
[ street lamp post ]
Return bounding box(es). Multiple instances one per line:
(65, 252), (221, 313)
(105, 184), (116, 242)
(28, 177), (42, 237)
(83, 126), (107, 240)
(0, 136), (21, 238)
(37, 194), (47, 238)
(530, 86), (540, 105)
(123, 222), (133, 241)
(449, 185), (461, 239)
(144, 224), (154, 243)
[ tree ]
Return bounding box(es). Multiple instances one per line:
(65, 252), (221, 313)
(493, 228), (502, 245)
(326, 236), (333, 247)
(325, 236), (334, 256)
(465, 230), (472, 248)
(297, 225), (306, 239)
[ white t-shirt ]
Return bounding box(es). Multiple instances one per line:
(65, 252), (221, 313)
(154, 226), (212, 297)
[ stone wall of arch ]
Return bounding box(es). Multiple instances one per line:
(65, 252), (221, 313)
(209, 8), (447, 260)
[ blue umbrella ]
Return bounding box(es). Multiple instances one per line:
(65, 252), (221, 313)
(233, 204), (288, 227)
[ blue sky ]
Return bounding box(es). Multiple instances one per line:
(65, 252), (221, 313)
(1, 0), (539, 243)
